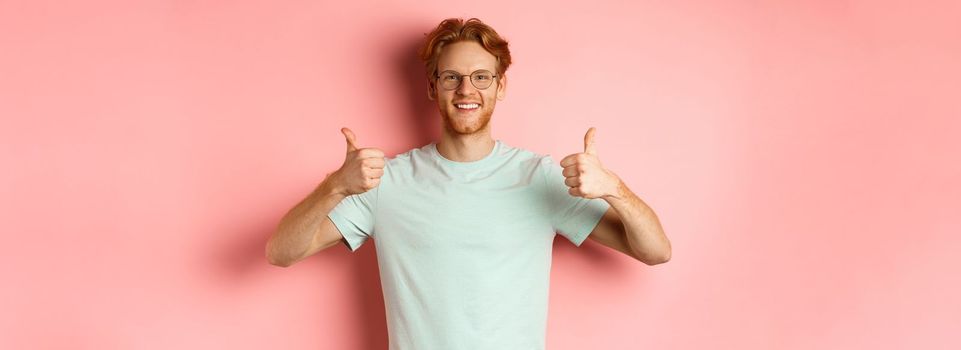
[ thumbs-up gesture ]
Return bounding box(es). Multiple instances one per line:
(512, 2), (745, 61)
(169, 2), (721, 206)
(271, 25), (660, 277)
(559, 127), (621, 199)
(331, 127), (386, 196)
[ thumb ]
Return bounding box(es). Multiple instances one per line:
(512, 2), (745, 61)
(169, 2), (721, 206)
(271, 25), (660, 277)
(583, 127), (597, 155)
(341, 127), (358, 153)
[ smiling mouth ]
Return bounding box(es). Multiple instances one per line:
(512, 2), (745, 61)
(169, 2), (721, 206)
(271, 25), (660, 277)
(455, 103), (480, 110)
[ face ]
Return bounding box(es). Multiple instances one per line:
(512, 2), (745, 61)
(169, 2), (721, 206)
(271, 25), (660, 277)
(428, 41), (507, 136)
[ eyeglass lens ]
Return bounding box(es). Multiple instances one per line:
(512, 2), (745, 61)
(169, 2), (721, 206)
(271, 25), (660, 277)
(438, 70), (495, 90)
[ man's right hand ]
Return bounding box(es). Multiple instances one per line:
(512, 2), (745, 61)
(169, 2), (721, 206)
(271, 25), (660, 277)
(331, 127), (386, 196)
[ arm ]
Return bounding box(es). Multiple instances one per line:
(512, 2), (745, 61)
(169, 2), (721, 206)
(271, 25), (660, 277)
(588, 177), (671, 265)
(560, 127), (671, 265)
(266, 172), (349, 267)
(265, 127), (385, 267)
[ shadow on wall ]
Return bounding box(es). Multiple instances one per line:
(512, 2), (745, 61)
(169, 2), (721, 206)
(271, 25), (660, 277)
(216, 27), (439, 350)
(393, 29), (439, 149)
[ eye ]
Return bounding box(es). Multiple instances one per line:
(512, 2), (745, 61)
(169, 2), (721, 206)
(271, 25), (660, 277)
(442, 75), (458, 81)
(474, 72), (492, 80)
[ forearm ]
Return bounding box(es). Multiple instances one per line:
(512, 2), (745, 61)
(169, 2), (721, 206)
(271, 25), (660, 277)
(603, 176), (671, 264)
(267, 172), (347, 265)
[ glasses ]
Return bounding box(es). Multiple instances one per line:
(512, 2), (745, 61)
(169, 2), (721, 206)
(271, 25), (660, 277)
(435, 69), (498, 90)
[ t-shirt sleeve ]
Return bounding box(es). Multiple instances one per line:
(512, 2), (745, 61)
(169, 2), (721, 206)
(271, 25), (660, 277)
(540, 156), (611, 247)
(327, 182), (379, 253)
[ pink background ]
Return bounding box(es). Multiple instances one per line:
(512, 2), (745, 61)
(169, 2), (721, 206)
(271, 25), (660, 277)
(2, 0), (959, 349)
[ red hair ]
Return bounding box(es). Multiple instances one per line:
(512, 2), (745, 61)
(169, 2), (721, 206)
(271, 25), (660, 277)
(418, 18), (512, 80)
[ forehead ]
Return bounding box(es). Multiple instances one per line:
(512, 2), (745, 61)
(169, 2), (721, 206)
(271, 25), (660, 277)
(436, 41), (498, 73)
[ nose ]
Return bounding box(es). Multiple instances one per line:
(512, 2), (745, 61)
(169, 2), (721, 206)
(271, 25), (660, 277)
(455, 76), (477, 96)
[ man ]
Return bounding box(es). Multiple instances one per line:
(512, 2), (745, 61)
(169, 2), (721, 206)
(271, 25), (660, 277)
(266, 17), (670, 350)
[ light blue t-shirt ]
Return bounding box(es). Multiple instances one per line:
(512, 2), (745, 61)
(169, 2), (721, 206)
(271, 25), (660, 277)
(328, 139), (610, 350)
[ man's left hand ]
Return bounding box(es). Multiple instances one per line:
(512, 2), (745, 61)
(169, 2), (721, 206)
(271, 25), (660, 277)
(559, 127), (622, 199)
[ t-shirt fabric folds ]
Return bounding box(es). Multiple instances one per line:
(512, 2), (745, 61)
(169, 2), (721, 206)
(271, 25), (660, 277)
(328, 140), (610, 350)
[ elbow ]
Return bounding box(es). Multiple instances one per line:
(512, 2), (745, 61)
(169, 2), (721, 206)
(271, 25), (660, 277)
(267, 255), (293, 268)
(636, 244), (671, 266)
(265, 240), (293, 268)
(643, 252), (670, 266)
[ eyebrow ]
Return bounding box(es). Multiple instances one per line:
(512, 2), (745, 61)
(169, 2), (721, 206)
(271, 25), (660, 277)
(438, 68), (494, 74)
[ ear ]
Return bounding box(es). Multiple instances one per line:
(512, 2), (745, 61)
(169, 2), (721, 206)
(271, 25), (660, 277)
(426, 78), (436, 101)
(496, 74), (507, 101)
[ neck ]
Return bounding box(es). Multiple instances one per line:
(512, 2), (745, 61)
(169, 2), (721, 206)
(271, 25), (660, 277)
(436, 129), (495, 162)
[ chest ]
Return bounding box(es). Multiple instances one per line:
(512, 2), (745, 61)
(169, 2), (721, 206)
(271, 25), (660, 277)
(373, 179), (554, 253)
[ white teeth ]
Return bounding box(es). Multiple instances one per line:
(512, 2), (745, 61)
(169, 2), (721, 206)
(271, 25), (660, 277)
(456, 103), (479, 109)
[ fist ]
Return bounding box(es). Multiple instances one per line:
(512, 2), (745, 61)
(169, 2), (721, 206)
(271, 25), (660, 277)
(334, 127), (386, 196)
(559, 127), (621, 199)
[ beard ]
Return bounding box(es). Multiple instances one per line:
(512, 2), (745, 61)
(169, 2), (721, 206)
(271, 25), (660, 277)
(439, 102), (494, 135)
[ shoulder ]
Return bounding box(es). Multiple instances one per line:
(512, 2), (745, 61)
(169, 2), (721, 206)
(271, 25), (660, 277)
(497, 140), (557, 176)
(380, 143), (431, 174)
